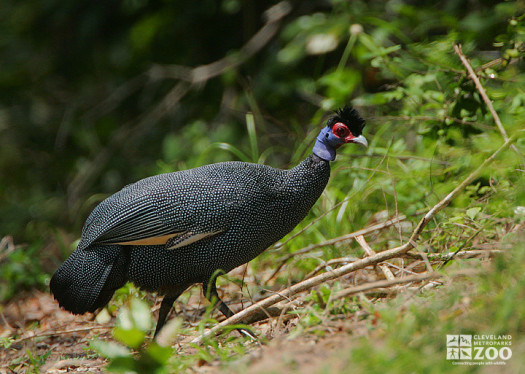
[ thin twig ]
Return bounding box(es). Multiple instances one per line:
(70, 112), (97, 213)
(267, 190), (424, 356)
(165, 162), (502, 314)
(439, 226), (484, 269)
(267, 213), (417, 281)
(333, 269), (478, 300)
(453, 44), (522, 158)
(356, 235), (395, 280)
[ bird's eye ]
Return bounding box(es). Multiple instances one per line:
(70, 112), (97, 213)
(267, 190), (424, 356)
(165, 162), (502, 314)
(333, 123), (350, 138)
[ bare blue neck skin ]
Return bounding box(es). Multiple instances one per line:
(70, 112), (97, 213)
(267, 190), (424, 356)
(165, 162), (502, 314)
(312, 127), (344, 161)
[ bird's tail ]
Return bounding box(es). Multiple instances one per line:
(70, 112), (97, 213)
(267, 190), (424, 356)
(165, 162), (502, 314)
(50, 244), (128, 314)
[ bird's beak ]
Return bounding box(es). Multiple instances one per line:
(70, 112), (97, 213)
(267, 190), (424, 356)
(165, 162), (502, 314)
(350, 135), (368, 148)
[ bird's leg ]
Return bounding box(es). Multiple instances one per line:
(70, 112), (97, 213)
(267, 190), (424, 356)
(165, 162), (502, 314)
(202, 275), (257, 341)
(153, 294), (179, 338)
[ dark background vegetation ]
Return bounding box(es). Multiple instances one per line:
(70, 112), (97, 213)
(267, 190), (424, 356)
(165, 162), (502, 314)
(1, 0), (520, 243)
(0, 0), (524, 371)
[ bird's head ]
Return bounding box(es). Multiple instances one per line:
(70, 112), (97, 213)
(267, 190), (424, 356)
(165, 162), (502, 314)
(313, 106), (367, 161)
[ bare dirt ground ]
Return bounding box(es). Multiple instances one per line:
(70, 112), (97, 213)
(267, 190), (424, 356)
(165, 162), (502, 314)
(1, 291), (110, 373)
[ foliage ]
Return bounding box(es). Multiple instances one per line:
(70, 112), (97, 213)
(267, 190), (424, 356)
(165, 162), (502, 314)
(91, 298), (174, 373)
(91, 297), (252, 373)
(0, 241), (48, 301)
(220, 240), (524, 373)
(0, 0), (524, 372)
(341, 241), (525, 374)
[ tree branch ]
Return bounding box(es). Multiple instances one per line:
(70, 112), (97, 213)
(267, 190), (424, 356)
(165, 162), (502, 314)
(266, 212), (419, 282)
(356, 235), (395, 280)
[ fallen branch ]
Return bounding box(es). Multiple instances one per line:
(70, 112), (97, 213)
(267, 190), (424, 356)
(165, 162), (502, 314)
(267, 212), (418, 281)
(305, 256), (359, 278)
(333, 269), (479, 300)
(40, 359), (104, 373)
(356, 235), (395, 280)
(190, 133), (517, 345)
(307, 248), (501, 279)
(10, 326), (111, 345)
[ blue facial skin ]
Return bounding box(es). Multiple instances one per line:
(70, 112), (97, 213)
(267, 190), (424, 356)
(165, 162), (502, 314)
(312, 126), (345, 161)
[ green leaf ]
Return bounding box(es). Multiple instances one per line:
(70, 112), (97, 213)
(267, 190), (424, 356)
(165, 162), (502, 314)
(211, 142), (251, 162)
(245, 112), (259, 163)
(90, 340), (131, 359)
(318, 68), (361, 103)
(130, 298), (152, 332)
(106, 356), (137, 373)
(146, 342), (174, 364)
(113, 327), (146, 349)
(466, 207), (481, 220)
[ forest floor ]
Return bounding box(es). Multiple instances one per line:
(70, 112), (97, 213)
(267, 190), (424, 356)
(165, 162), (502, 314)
(1, 227), (523, 374)
(1, 288), (368, 373)
(2, 270), (372, 373)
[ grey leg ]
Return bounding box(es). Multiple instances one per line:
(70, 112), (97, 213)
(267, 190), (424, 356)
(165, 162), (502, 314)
(202, 275), (257, 340)
(154, 292), (182, 337)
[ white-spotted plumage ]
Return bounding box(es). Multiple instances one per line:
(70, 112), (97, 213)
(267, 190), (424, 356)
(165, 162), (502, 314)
(50, 106), (367, 336)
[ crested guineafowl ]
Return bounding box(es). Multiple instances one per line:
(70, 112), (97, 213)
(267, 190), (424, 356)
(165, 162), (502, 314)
(50, 106), (367, 337)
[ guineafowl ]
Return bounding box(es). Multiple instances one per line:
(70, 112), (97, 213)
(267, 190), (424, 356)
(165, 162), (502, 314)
(50, 106), (367, 337)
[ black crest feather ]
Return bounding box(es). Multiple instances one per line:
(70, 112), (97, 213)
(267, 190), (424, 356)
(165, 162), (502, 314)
(327, 106), (365, 136)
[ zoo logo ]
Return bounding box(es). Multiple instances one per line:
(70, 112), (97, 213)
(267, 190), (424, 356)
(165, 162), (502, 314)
(446, 335), (512, 361)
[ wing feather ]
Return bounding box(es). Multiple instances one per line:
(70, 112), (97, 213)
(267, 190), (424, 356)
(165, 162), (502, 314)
(78, 167), (236, 251)
(78, 185), (184, 250)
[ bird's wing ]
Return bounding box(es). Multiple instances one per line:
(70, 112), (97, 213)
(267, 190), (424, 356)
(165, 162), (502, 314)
(92, 203), (185, 246)
(81, 199), (224, 250)
(78, 176), (226, 251)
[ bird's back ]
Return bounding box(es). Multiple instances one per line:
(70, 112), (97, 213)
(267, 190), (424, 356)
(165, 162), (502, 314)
(82, 156), (329, 249)
(77, 155), (330, 293)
